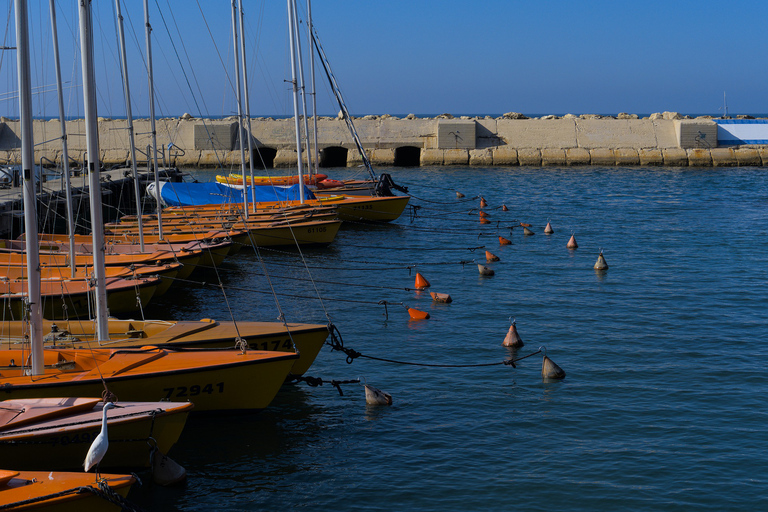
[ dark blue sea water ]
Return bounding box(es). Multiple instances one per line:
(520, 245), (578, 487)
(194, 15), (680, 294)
(132, 166), (768, 511)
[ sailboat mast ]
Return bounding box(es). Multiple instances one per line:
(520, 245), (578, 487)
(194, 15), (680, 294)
(115, 0), (145, 252)
(78, 0), (110, 342)
(307, 0), (319, 176)
(287, 0), (305, 203)
(144, 0), (163, 238)
(48, 0), (76, 278)
(237, 0), (256, 209)
(291, 0), (313, 177)
(15, 0), (43, 375)
(230, 0), (248, 218)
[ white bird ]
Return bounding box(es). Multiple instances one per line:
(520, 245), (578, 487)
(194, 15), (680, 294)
(84, 402), (115, 478)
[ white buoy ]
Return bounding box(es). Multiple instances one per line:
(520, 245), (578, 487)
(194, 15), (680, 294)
(502, 321), (524, 348)
(594, 251), (608, 270)
(478, 264), (495, 276)
(365, 384), (393, 405)
(84, 402), (115, 477)
(152, 449), (187, 486)
(542, 355), (566, 380)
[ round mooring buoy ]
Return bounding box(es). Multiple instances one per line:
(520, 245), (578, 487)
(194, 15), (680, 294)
(364, 384), (393, 405)
(502, 321), (524, 348)
(567, 234), (578, 249)
(594, 251), (608, 270)
(414, 272), (430, 290)
(542, 355), (566, 380)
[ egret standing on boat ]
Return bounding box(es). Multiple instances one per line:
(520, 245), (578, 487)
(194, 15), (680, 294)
(84, 402), (115, 478)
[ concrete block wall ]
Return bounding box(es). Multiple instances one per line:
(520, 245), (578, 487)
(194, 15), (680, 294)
(0, 116), (766, 168)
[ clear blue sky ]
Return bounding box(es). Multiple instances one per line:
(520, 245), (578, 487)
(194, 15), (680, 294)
(2, 0), (768, 119)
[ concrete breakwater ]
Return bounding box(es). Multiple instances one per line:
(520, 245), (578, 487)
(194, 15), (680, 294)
(1, 112), (766, 168)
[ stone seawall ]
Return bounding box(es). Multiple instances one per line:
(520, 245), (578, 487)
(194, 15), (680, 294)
(0, 113), (764, 168)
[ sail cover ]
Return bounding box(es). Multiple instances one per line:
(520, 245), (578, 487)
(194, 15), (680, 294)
(148, 181), (316, 207)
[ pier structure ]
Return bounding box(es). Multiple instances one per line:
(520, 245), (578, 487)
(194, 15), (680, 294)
(1, 112), (766, 170)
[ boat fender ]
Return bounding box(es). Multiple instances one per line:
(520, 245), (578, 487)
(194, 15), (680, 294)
(364, 384), (392, 405)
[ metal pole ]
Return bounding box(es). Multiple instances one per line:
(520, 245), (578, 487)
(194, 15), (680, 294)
(115, 0), (144, 251)
(15, 0), (43, 374)
(292, 0), (313, 179)
(307, 0), (319, 175)
(48, 0), (77, 277)
(238, 0), (257, 210)
(78, 0), (110, 342)
(144, 0), (163, 238)
(287, 0), (305, 202)
(231, 0), (248, 218)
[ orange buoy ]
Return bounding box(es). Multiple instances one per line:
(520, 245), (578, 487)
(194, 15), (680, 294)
(520, 222), (532, 227)
(478, 264), (495, 276)
(542, 355), (566, 379)
(456, 191), (465, 198)
(480, 217), (490, 224)
(523, 227), (535, 236)
(594, 251), (608, 270)
(502, 321), (524, 348)
(567, 234), (578, 249)
(408, 308), (430, 320)
(430, 291), (452, 303)
(479, 211), (490, 218)
(502, 204), (509, 211)
(499, 236), (512, 245)
(414, 272), (431, 290)
(480, 197), (488, 207)
(544, 221), (554, 234)
(486, 250), (500, 262)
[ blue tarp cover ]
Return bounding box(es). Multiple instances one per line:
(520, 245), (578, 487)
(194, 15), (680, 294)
(157, 182), (315, 206)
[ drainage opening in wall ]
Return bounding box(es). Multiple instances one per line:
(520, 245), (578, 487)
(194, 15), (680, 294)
(252, 147), (277, 169)
(394, 146), (421, 167)
(319, 147), (348, 168)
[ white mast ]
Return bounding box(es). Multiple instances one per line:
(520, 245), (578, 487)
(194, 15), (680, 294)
(230, 0), (248, 218)
(15, 0), (43, 375)
(237, 0), (256, 209)
(291, 0), (313, 178)
(115, 0), (145, 251)
(144, 0), (163, 238)
(78, 0), (110, 342)
(48, 0), (76, 278)
(307, 0), (319, 175)
(287, 0), (305, 203)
